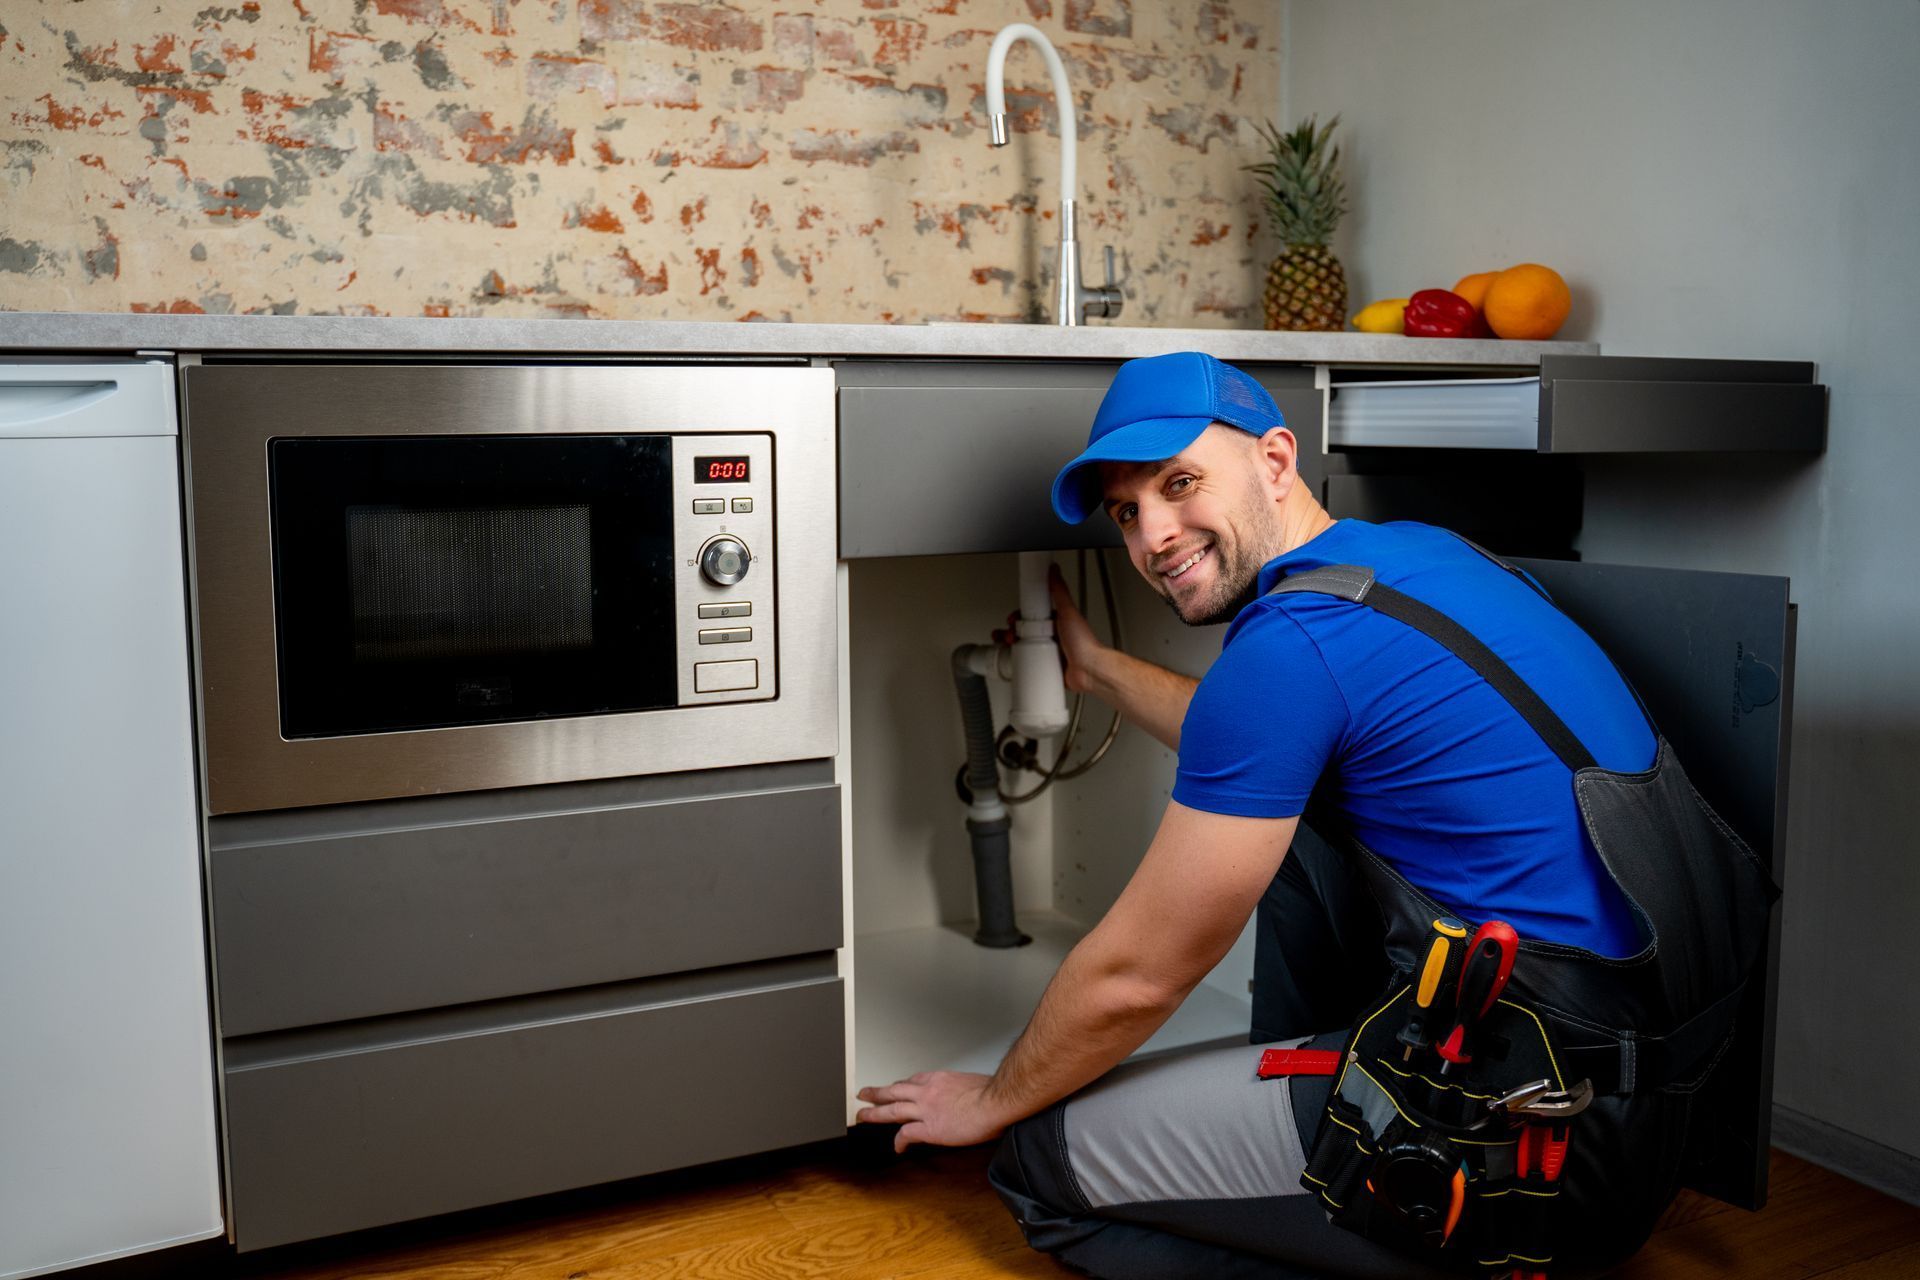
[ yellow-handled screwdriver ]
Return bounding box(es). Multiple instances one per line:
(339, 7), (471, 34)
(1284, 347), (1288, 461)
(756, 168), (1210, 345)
(1398, 916), (1469, 1062)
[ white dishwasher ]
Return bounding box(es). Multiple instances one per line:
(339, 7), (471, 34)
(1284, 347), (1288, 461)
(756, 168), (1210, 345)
(0, 362), (223, 1277)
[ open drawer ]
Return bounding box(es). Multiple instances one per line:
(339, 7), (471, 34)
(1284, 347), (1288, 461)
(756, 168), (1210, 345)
(1327, 355), (1826, 454)
(222, 958), (845, 1249)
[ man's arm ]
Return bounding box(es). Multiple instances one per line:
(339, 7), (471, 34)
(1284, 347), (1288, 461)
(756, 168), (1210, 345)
(855, 800), (1300, 1151)
(1050, 567), (1197, 750)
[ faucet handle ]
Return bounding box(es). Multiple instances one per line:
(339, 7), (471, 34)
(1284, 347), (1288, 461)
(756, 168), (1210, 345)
(1087, 246), (1125, 320)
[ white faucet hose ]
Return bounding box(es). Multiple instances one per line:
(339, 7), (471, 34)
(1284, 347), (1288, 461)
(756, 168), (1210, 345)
(985, 22), (1077, 196)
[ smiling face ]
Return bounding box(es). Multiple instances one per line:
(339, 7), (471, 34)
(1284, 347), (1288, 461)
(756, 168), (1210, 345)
(1099, 423), (1306, 626)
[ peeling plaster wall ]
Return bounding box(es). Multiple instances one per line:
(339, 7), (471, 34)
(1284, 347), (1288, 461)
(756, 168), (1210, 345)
(0, 0), (1282, 323)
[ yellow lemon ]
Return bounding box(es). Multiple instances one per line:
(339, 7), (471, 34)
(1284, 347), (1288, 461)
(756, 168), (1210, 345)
(1352, 297), (1410, 334)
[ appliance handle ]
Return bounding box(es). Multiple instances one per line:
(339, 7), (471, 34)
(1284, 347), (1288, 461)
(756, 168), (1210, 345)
(0, 361), (177, 439)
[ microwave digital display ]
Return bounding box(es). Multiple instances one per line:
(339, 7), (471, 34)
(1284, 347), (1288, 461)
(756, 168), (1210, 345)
(694, 455), (750, 484)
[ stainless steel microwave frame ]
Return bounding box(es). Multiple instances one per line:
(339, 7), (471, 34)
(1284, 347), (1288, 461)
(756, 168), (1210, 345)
(183, 362), (838, 815)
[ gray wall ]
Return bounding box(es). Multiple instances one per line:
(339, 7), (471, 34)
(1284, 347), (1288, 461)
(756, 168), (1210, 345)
(1288, 0), (1920, 1179)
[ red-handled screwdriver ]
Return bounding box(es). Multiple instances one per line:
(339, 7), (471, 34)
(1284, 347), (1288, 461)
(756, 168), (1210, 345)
(1437, 919), (1519, 1072)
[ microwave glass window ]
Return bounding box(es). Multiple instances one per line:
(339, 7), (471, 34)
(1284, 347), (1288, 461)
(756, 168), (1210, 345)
(270, 435), (676, 737)
(346, 505), (594, 663)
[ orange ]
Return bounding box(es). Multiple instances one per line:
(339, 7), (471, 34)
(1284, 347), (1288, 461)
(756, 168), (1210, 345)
(1482, 264), (1571, 340)
(1451, 271), (1497, 313)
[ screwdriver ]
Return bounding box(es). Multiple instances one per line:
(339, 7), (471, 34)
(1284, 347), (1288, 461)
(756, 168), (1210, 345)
(1436, 919), (1519, 1073)
(1397, 916), (1469, 1062)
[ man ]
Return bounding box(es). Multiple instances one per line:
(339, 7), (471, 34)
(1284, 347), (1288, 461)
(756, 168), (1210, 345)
(855, 352), (1764, 1277)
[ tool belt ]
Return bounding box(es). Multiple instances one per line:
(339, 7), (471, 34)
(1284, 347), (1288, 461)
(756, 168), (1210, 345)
(1288, 962), (1591, 1276)
(1265, 558), (1780, 1277)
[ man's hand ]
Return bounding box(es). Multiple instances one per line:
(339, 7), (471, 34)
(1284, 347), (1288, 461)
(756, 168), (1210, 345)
(1048, 565), (1108, 695)
(855, 1071), (1012, 1154)
(1047, 563), (1197, 750)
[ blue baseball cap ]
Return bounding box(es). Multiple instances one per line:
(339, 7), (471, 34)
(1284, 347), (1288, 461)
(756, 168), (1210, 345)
(1050, 352), (1286, 524)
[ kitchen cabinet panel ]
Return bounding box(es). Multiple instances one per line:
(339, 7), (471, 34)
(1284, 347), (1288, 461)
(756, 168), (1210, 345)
(1517, 558), (1794, 1210)
(222, 962), (845, 1250)
(836, 360), (1322, 558)
(210, 763), (842, 1036)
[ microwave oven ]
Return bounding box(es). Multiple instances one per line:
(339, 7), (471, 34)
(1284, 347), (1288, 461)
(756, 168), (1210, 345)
(183, 362), (838, 814)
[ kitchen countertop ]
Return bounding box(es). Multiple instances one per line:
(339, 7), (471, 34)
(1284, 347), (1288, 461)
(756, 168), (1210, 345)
(0, 311), (1595, 366)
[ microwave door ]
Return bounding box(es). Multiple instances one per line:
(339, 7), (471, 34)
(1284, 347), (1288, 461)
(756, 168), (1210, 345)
(268, 434), (677, 738)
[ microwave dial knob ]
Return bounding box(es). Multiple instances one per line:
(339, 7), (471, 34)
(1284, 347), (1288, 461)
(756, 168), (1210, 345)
(700, 536), (751, 586)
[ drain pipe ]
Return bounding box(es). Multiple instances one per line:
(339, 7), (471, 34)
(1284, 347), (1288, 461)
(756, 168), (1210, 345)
(951, 552), (1068, 947)
(952, 643), (1029, 948)
(1010, 550), (1071, 738)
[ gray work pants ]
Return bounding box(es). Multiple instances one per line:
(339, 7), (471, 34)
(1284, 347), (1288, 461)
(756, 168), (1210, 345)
(987, 827), (1460, 1279)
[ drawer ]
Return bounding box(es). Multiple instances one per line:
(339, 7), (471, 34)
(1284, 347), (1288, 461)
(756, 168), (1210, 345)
(223, 959), (845, 1250)
(1328, 377), (1540, 450)
(211, 762), (842, 1035)
(836, 360), (1322, 557)
(1325, 357), (1825, 455)
(1538, 355), (1825, 453)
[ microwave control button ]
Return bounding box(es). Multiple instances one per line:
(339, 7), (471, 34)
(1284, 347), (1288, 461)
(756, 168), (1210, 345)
(693, 499), (726, 515)
(694, 658), (759, 693)
(697, 626), (752, 645)
(698, 536), (751, 587)
(731, 497), (754, 514)
(697, 602), (752, 619)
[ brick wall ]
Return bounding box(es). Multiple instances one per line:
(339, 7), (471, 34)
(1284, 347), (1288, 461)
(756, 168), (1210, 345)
(0, 1), (1281, 323)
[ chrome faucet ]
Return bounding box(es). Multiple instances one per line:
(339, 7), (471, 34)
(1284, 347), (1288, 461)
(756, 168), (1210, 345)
(984, 23), (1123, 327)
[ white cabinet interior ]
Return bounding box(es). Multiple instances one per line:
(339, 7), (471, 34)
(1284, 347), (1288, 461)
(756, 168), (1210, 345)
(843, 552), (1256, 1098)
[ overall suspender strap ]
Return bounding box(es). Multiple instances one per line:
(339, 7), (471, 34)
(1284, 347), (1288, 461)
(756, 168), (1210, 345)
(1267, 566), (1598, 773)
(1446, 532), (1662, 739)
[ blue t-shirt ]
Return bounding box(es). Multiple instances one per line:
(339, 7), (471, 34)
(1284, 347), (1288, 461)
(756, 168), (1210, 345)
(1172, 520), (1650, 957)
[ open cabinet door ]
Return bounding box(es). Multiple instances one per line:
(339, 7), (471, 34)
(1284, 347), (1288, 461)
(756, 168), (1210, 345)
(1514, 558), (1795, 1211)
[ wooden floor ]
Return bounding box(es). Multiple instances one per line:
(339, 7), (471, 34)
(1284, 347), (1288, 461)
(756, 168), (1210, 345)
(202, 1137), (1920, 1280)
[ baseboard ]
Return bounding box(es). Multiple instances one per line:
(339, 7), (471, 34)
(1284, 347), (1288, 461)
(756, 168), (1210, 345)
(1773, 1103), (1920, 1208)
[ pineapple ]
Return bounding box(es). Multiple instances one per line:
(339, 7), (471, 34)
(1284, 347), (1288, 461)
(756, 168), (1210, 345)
(1246, 116), (1349, 332)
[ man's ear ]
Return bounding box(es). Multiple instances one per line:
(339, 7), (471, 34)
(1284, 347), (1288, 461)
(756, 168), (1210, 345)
(1254, 426), (1297, 501)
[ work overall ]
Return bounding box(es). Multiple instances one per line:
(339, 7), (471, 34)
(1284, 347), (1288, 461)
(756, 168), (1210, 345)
(989, 554), (1779, 1278)
(1269, 560), (1780, 1275)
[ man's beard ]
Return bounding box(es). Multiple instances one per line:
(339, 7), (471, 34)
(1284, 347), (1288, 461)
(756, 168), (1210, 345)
(1160, 538), (1266, 627)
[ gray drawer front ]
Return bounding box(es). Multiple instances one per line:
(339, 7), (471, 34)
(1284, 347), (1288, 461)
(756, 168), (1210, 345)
(224, 966), (845, 1250)
(837, 360), (1321, 558)
(212, 771), (843, 1035)
(1537, 354), (1825, 453)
